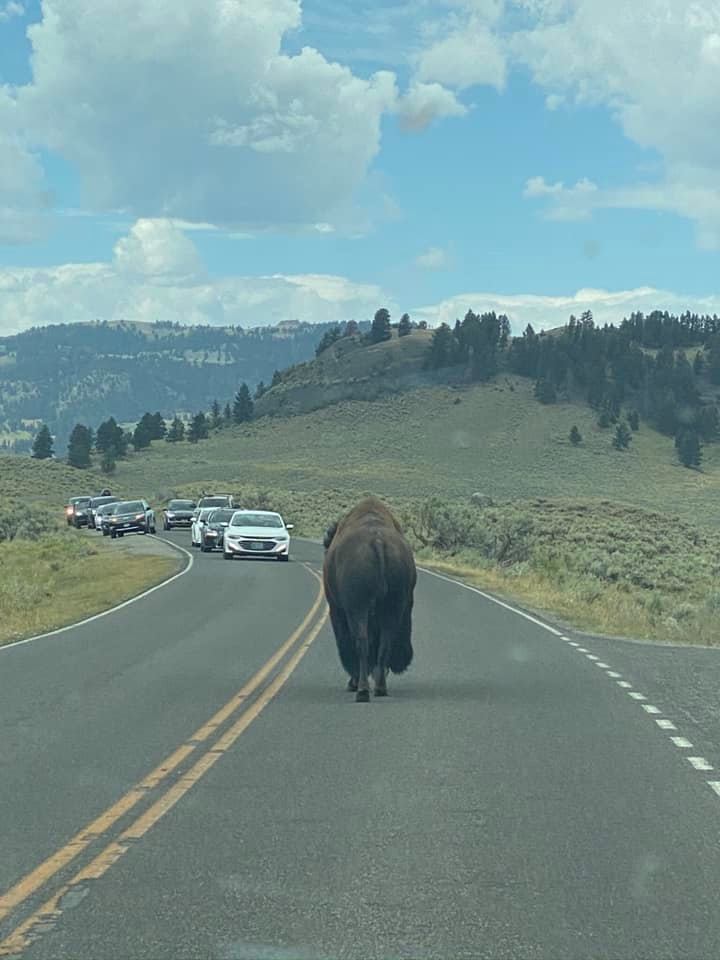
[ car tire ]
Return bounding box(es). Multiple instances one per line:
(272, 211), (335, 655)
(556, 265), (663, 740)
(111, 530), (117, 539)
(103, 529), (109, 536)
(163, 521), (169, 531)
(151, 524), (156, 534)
(279, 554), (289, 562)
(223, 551), (233, 560)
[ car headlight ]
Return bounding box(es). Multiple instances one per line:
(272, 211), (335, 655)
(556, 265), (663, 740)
(166, 512), (174, 518)
(274, 534), (288, 541)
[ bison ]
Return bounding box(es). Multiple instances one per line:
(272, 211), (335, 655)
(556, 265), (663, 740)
(322, 496), (417, 702)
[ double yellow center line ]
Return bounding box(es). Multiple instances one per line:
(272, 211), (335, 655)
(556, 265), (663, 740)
(0, 566), (328, 957)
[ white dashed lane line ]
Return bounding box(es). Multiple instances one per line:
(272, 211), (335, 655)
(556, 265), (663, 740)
(557, 635), (720, 801)
(688, 757), (714, 771)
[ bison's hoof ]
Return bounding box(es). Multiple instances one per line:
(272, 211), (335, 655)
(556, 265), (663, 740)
(355, 689), (370, 703)
(374, 687), (388, 697)
(347, 679), (358, 692)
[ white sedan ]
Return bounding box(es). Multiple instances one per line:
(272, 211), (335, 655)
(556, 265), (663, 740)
(190, 508), (215, 548)
(223, 510), (293, 561)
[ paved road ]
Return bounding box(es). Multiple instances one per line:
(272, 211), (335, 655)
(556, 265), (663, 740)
(2, 530), (720, 959)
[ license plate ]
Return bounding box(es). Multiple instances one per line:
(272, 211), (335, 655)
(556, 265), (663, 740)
(250, 541), (264, 549)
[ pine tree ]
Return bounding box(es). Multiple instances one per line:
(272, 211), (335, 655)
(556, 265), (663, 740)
(67, 424), (92, 468)
(627, 409), (640, 431)
(693, 351), (705, 376)
(223, 403), (232, 424)
(210, 399), (222, 429)
(133, 418), (152, 450)
(424, 323), (455, 370)
(187, 412), (209, 443)
(612, 421), (632, 450)
(95, 416), (127, 458)
(254, 381), (266, 401)
(233, 383), (254, 423)
(534, 379), (556, 404)
(598, 410), (611, 428)
(166, 417), (185, 442)
(369, 308), (392, 344)
(569, 425), (582, 446)
(101, 451), (116, 474)
(344, 320), (359, 338)
(398, 313), (412, 337)
(675, 429), (702, 468)
(315, 325), (342, 356)
(31, 424), (53, 460)
(150, 412), (167, 440)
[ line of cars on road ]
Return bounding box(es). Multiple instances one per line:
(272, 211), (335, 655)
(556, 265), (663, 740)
(164, 495), (294, 561)
(65, 491), (294, 559)
(65, 492), (156, 538)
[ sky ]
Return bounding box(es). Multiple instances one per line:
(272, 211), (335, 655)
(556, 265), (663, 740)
(0, 0), (719, 336)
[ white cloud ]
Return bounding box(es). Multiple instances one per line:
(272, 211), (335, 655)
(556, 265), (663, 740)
(113, 219), (206, 285)
(0, 89), (50, 244)
(396, 82), (467, 131)
(15, 0), (405, 234)
(415, 246), (450, 269)
(412, 286), (720, 334)
(510, 0), (720, 246)
(0, 1), (24, 22)
(415, 24), (507, 91)
(0, 219), (394, 335)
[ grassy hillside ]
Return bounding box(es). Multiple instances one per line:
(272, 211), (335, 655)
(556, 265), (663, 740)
(109, 375), (720, 528)
(255, 328), (437, 417)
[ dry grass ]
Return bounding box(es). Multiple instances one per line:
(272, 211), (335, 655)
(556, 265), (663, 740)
(0, 534), (181, 646)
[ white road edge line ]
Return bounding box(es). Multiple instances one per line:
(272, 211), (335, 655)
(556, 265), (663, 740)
(671, 737), (693, 749)
(708, 782), (720, 798)
(688, 757), (713, 771)
(595, 662), (610, 669)
(655, 719), (677, 730)
(418, 567), (565, 636)
(607, 671), (622, 678)
(628, 692), (647, 700)
(0, 535), (193, 653)
(642, 704), (662, 714)
(617, 680), (632, 688)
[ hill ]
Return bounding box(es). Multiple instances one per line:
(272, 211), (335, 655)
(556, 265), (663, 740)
(0, 318), (350, 453)
(255, 327), (439, 417)
(103, 374), (720, 529)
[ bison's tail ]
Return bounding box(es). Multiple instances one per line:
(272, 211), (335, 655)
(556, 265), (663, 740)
(387, 601), (414, 674)
(388, 639), (414, 674)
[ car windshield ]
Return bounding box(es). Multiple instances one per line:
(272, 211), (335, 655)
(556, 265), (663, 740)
(97, 504), (116, 515)
(200, 497), (229, 507)
(208, 509), (234, 523)
(168, 500), (195, 509)
(198, 509), (214, 520)
(72, 497), (92, 506)
(91, 496), (116, 507)
(116, 501), (143, 513)
(230, 512), (283, 528)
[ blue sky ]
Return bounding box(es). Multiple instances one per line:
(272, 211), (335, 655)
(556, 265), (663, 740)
(0, 0), (718, 334)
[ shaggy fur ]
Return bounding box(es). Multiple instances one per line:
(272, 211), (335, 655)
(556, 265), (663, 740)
(323, 497), (417, 701)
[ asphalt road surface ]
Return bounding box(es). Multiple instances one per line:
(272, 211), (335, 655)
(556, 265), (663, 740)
(2, 530), (720, 959)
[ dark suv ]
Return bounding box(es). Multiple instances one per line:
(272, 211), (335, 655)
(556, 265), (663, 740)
(107, 500), (156, 538)
(163, 499), (197, 530)
(65, 496), (92, 527)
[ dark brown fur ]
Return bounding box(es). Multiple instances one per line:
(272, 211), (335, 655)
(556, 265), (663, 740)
(322, 497), (417, 702)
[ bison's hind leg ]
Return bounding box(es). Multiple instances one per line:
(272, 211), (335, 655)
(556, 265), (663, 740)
(347, 676), (358, 692)
(373, 665), (388, 697)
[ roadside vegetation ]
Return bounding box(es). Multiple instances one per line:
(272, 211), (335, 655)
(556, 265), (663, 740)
(151, 483), (720, 648)
(0, 503), (181, 646)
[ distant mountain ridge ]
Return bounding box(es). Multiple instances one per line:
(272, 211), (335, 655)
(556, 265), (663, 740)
(0, 318), (356, 451)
